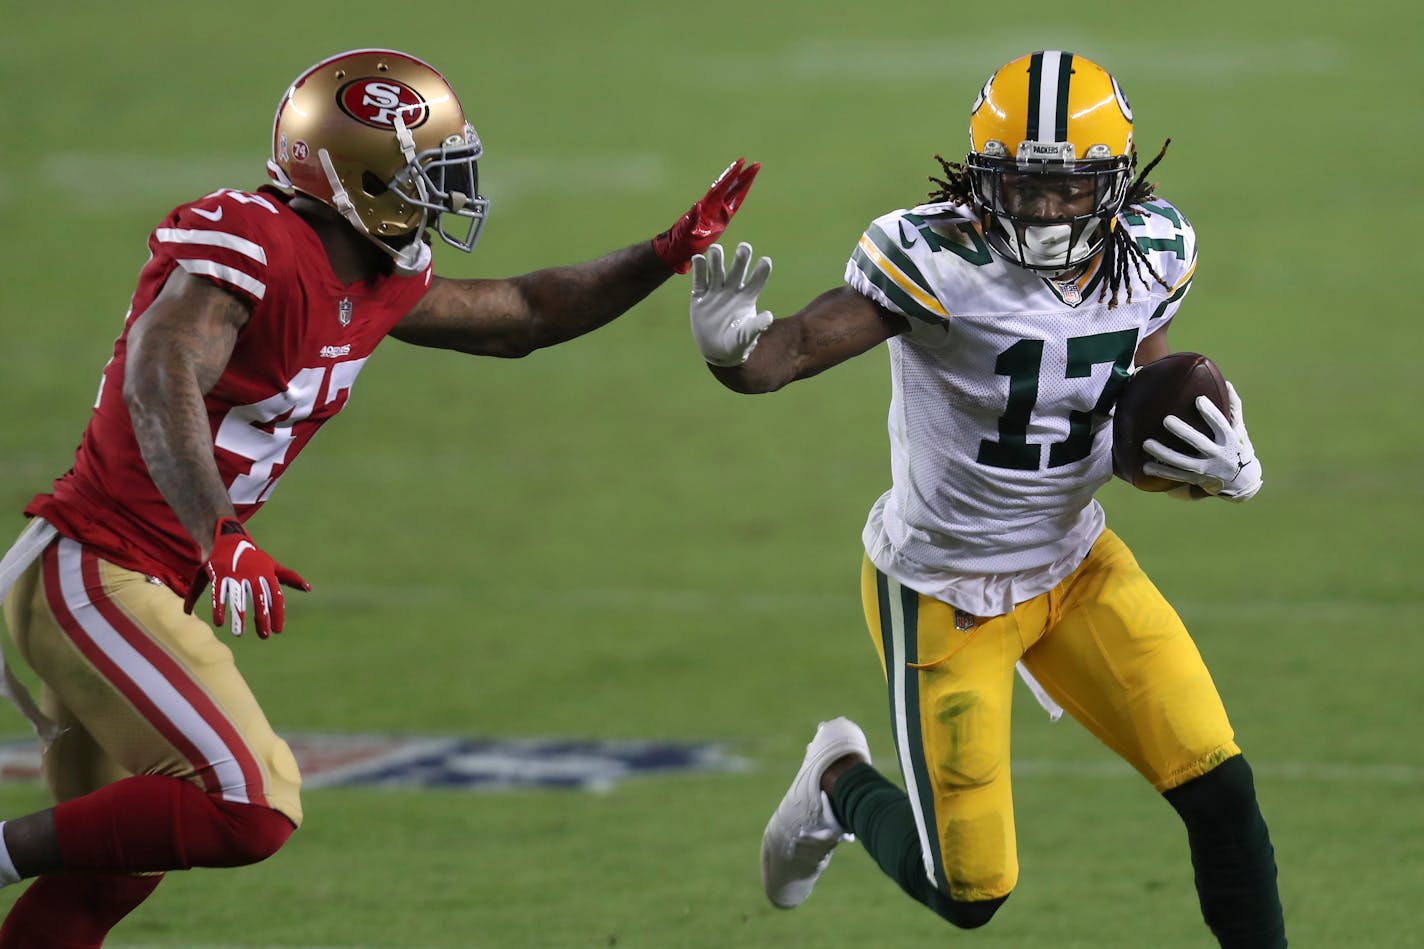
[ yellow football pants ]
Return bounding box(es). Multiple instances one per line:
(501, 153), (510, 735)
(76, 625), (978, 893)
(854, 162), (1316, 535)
(862, 528), (1238, 901)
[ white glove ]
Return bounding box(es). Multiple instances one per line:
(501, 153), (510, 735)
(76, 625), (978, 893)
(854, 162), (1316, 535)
(1143, 381), (1263, 502)
(689, 242), (774, 367)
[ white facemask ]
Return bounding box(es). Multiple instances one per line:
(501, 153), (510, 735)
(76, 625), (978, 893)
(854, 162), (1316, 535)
(1000, 218), (1101, 275)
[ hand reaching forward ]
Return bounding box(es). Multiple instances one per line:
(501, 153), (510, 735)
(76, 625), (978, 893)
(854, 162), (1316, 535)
(184, 517), (310, 638)
(653, 158), (761, 274)
(1143, 382), (1263, 501)
(690, 242), (774, 367)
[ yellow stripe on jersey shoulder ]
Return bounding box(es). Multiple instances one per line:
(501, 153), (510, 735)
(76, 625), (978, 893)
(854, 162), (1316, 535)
(1172, 256), (1198, 293)
(856, 235), (950, 319)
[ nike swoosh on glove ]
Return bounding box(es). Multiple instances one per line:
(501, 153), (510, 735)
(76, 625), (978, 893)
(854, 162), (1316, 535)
(184, 517), (310, 638)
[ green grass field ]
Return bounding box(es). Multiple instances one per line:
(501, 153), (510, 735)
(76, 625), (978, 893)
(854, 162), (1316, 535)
(2, 2), (1421, 946)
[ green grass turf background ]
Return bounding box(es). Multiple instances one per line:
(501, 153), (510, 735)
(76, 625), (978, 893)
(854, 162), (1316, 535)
(1, 1), (1421, 946)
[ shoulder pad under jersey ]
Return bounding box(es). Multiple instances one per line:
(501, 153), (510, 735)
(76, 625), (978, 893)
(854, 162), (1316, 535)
(150, 188), (288, 306)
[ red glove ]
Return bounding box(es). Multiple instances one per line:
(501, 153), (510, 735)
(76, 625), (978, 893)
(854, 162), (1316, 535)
(183, 517), (310, 639)
(652, 157), (761, 274)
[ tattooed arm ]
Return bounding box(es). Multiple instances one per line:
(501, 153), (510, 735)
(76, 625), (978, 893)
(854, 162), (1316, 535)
(123, 269), (249, 559)
(708, 286), (907, 394)
(390, 242), (674, 357)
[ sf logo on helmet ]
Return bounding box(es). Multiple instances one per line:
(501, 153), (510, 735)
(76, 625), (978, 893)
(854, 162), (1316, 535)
(337, 79), (429, 130)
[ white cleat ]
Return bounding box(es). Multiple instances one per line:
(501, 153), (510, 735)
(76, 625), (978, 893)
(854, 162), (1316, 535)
(760, 716), (872, 909)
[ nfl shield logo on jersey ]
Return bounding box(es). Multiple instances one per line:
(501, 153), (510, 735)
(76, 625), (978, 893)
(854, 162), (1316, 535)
(338, 297), (354, 326)
(1056, 280), (1082, 306)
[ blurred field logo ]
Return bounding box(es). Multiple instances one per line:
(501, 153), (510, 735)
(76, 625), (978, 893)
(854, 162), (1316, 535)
(0, 734), (748, 792)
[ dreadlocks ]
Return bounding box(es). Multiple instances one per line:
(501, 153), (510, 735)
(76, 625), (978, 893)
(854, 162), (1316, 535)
(927, 139), (1174, 308)
(927, 153), (975, 207)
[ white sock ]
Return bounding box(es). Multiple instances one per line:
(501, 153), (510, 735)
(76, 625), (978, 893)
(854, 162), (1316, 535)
(0, 821), (22, 887)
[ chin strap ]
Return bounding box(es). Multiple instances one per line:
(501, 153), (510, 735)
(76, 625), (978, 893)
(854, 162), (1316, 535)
(317, 147), (429, 274)
(391, 113), (432, 208)
(317, 147), (365, 234)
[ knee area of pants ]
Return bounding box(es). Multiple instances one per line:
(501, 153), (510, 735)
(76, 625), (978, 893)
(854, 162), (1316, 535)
(936, 893), (1008, 929)
(932, 691), (1002, 788)
(1164, 755), (1259, 825)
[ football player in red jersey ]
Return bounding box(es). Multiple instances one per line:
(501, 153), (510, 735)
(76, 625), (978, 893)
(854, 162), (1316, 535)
(0, 48), (758, 947)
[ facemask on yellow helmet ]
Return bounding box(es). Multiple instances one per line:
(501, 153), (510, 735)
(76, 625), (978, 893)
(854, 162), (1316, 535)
(964, 50), (1135, 276)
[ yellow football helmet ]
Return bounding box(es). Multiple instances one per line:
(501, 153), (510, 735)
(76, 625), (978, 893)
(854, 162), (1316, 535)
(267, 49), (489, 271)
(965, 50), (1135, 273)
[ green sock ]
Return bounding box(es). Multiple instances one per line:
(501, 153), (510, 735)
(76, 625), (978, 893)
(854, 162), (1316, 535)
(1164, 756), (1287, 948)
(831, 763), (926, 896)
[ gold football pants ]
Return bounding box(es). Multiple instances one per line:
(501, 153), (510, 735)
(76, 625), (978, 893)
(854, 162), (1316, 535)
(862, 528), (1238, 901)
(2, 535), (302, 823)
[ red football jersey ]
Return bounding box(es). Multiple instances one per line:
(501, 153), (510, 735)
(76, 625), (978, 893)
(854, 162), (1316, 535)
(28, 186), (433, 593)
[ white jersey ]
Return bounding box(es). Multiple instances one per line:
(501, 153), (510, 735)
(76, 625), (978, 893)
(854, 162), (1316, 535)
(848, 198), (1197, 616)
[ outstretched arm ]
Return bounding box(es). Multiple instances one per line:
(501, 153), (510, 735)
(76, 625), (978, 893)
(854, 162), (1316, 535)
(391, 158), (759, 357)
(392, 243), (671, 357)
(690, 242), (906, 394)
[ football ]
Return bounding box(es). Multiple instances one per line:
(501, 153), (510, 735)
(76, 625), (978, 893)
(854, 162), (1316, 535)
(1112, 352), (1230, 492)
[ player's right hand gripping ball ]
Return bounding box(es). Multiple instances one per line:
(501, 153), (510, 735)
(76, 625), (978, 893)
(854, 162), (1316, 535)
(1112, 352), (1230, 492)
(653, 158), (761, 274)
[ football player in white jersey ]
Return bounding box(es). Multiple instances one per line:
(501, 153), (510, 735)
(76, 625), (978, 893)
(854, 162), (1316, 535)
(689, 51), (1285, 946)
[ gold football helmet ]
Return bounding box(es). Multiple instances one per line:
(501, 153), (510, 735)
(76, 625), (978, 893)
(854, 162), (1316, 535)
(965, 50), (1135, 273)
(267, 49), (489, 271)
